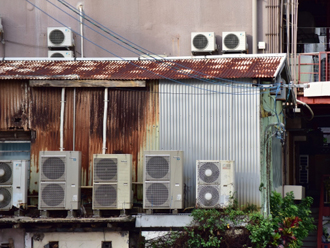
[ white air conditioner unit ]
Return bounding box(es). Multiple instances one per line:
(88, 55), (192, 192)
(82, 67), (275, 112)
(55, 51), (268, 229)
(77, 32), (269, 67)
(196, 160), (235, 208)
(191, 32), (217, 53)
(222, 31), (247, 52)
(143, 150), (184, 210)
(0, 160), (29, 211)
(38, 151), (81, 210)
(47, 27), (74, 47)
(48, 51), (74, 58)
(92, 154), (132, 210)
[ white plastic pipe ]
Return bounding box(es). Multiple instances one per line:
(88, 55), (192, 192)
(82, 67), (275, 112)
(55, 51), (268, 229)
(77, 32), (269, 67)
(102, 88), (109, 154)
(60, 87), (65, 151)
(79, 5), (84, 58)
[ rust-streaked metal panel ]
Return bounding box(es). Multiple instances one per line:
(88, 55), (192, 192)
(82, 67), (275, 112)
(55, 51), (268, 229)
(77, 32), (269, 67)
(0, 80), (30, 130)
(0, 55), (285, 80)
(0, 80), (159, 202)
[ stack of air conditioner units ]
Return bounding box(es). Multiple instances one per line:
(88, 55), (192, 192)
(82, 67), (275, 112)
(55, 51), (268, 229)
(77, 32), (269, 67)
(47, 27), (74, 58)
(143, 150), (184, 210)
(0, 160), (29, 211)
(92, 154), (132, 210)
(38, 151), (81, 210)
(196, 160), (235, 208)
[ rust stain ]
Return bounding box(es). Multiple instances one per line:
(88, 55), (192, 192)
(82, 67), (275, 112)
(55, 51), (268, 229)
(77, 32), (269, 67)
(0, 56), (283, 81)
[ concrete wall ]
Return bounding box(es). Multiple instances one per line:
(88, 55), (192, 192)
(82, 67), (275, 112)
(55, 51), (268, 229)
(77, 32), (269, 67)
(0, 229), (25, 248)
(25, 231), (129, 248)
(0, 0), (270, 58)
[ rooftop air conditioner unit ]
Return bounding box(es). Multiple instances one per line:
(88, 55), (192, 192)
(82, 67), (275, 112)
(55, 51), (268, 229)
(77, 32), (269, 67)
(222, 31), (247, 53)
(0, 160), (29, 211)
(196, 160), (235, 208)
(47, 27), (74, 47)
(92, 154), (132, 210)
(38, 151), (81, 210)
(48, 50), (74, 58)
(143, 150), (184, 210)
(191, 32), (217, 53)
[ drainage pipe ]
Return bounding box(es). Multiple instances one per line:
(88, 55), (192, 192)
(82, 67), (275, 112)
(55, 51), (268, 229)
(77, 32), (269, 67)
(102, 88), (109, 154)
(252, 0), (257, 53)
(60, 88), (65, 152)
(79, 4), (84, 57)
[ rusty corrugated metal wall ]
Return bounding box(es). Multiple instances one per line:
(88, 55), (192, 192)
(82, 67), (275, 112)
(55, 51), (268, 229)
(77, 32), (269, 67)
(0, 80), (159, 202)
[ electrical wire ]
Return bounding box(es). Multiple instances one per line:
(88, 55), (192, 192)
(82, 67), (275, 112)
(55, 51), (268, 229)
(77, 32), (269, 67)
(51, 0), (277, 92)
(25, 0), (272, 96)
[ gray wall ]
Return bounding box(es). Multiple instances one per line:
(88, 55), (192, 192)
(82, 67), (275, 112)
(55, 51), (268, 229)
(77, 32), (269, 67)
(159, 79), (261, 207)
(0, 0), (270, 58)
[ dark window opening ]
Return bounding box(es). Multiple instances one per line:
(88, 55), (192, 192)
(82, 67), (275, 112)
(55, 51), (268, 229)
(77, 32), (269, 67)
(102, 241), (112, 248)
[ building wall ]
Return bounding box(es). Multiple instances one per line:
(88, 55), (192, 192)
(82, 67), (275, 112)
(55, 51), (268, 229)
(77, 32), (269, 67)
(159, 79), (261, 207)
(0, 229), (25, 248)
(0, 80), (159, 203)
(25, 231), (129, 248)
(0, 0), (271, 58)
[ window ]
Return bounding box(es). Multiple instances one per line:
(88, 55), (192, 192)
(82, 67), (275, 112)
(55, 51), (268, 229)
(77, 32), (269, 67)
(102, 241), (112, 248)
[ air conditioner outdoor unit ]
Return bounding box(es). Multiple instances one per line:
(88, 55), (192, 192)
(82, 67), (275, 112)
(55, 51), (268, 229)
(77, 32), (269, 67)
(191, 32), (217, 53)
(47, 27), (74, 47)
(222, 31), (247, 52)
(92, 154), (132, 210)
(48, 51), (74, 58)
(38, 151), (81, 210)
(0, 160), (29, 211)
(143, 150), (184, 210)
(196, 160), (235, 208)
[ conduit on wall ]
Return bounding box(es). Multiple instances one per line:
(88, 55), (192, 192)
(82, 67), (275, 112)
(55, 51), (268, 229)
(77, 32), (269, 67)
(252, 0), (257, 53)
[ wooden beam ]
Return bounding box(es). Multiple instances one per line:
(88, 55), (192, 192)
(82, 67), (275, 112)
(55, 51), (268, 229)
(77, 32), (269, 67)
(29, 80), (146, 87)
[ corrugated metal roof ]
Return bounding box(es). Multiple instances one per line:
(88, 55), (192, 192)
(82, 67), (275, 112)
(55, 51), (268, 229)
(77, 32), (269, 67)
(0, 54), (286, 80)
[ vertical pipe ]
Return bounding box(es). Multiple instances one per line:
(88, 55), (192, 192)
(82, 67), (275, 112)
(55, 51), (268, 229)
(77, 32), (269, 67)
(252, 0), (258, 54)
(286, 0), (290, 55)
(73, 88), (76, 151)
(280, 0), (283, 53)
(102, 88), (109, 155)
(60, 87), (65, 152)
(79, 5), (84, 58)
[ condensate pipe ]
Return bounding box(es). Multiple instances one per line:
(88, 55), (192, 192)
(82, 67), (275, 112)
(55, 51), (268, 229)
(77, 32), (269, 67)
(79, 4), (84, 57)
(60, 88), (65, 152)
(252, 0), (257, 53)
(102, 88), (109, 154)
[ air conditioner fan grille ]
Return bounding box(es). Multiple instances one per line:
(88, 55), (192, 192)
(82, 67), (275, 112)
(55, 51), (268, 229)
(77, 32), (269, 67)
(49, 30), (65, 45)
(146, 156), (170, 180)
(0, 162), (12, 184)
(42, 157), (65, 180)
(198, 185), (220, 208)
(51, 53), (65, 58)
(94, 158), (117, 181)
(94, 184), (117, 208)
(145, 182), (169, 207)
(224, 34), (240, 49)
(193, 34), (209, 50)
(198, 162), (220, 184)
(0, 188), (11, 209)
(41, 183), (65, 208)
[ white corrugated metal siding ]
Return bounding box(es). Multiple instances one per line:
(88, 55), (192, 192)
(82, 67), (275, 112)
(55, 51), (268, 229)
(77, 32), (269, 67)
(159, 79), (261, 208)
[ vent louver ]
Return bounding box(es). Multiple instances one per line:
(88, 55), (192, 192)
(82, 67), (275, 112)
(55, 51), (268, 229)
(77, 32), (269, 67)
(40, 183), (65, 208)
(49, 29), (65, 45)
(41, 157), (65, 181)
(145, 182), (170, 207)
(0, 162), (13, 184)
(197, 185), (220, 208)
(145, 156), (170, 181)
(198, 162), (220, 184)
(0, 187), (12, 210)
(94, 158), (117, 182)
(193, 34), (209, 50)
(93, 184), (117, 208)
(224, 34), (240, 49)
